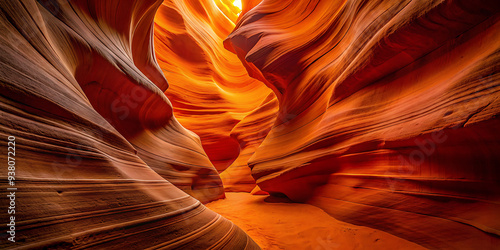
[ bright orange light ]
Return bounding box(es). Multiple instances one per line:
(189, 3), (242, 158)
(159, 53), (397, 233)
(233, 0), (242, 10)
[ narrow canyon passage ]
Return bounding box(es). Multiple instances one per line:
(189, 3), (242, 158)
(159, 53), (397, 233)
(0, 0), (499, 249)
(151, 0), (500, 249)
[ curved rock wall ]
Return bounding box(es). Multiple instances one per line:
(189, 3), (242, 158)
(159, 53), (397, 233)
(0, 0), (258, 248)
(2, 0), (499, 248)
(153, 0), (275, 191)
(221, 92), (278, 192)
(226, 0), (500, 248)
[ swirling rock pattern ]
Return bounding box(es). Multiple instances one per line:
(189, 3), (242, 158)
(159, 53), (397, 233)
(226, 0), (500, 248)
(153, 0), (277, 191)
(0, 0), (258, 248)
(2, 0), (500, 248)
(220, 93), (278, 192)
(153, 0), (274, 175)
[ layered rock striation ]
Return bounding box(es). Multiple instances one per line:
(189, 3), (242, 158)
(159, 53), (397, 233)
(225, 0), (500, 248)
(2, 0), (499, 248)
(153, 0), (276, 191)
(0, 0), (259, 248)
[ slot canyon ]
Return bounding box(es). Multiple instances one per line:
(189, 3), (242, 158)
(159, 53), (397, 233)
(0, 0), (499, 249)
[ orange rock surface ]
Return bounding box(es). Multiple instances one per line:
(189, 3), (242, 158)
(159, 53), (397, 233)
(1, 0), (499, 248)
(153, 0), (274, 174)
(207, 192), (425, 250)
(153, 0), (277, 192)
(0, 0), (258, 248)
(224, 0), (500, 248)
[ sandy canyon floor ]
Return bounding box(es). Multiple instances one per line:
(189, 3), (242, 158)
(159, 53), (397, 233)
(206, 193), (425, 250)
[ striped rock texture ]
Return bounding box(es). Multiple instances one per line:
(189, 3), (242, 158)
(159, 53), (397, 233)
(225, 0), (500, 248)
(0, 0), (258, 248)
(1, 0), (500, 248)
(153, 0), (277, 191)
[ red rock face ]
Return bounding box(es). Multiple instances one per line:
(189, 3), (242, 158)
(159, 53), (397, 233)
(1, 0), (499, 248)
(153, 0), (277, 191)
(224, 0), (500, 248)
(0, 0), (258, 248)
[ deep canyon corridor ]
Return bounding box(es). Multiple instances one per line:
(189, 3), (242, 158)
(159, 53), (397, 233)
(0, 0), (499, 249)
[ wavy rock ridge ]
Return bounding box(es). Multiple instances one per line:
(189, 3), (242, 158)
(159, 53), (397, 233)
(224, 0), (500, 248)
(0, 0), (258, 248)
(153, 0), (277, 191)
(1, 0), (500, 248)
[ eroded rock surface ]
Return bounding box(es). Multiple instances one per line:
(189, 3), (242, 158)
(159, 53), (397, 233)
(0, 0), (259, 248)
(153, 0), (276, 191)
(225, 0), (500, 248)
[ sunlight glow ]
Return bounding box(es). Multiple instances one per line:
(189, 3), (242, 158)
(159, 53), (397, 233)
(233, 0), (242, 10)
